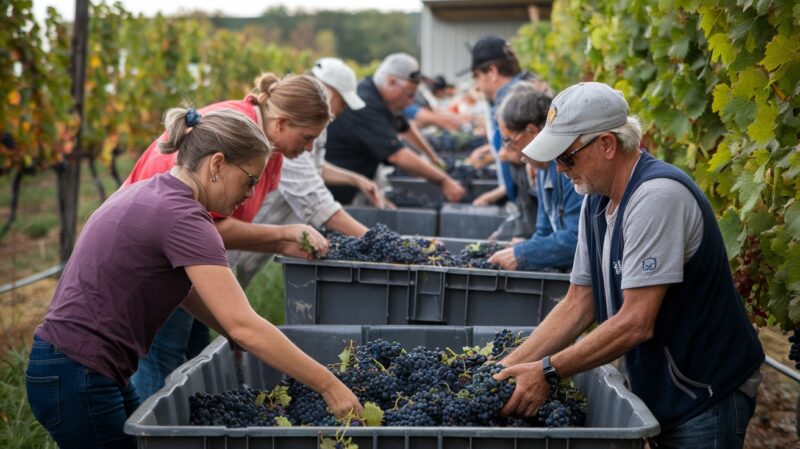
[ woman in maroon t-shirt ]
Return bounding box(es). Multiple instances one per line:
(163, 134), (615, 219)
(26, 107), (363, 449)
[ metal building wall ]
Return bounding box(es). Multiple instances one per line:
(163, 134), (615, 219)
(420, 6), (527, 85)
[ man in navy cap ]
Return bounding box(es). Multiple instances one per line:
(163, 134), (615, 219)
(468, 36), (532, 230)
(494, 81), (764, 449)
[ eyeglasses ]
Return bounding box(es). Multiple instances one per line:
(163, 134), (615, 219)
(396, 79), (417, 100)
(556, 135), (600, 168)
(501, 130), (524, 149)
(231, 162), (260, 188)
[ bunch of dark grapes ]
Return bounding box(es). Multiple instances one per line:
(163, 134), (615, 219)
(733, 234), (769, 323)
(284, 378), (337, 426)
(789, 326), (800, 370)
(188, 387), (284, 427)
(491, 329), (523, 359)
(188, 329), (587, 429)
(323, 224), (502, 269)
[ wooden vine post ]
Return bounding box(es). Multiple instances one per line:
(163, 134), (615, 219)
(58, 0), (89, 262)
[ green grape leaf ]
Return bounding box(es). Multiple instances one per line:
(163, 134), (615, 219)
(722, 96), (757, 130)
(708, 33), (735, 66)
(718, 207), (743, 259)
(744, 209), (775, 235)
(761, 35), (800, 72)
(785, 200), (800, 237)
(698, 5), (724, 38)
(731, 67), (767, 100)
(668, 35), (690, 59)
(320, 438), (338, 449)
(732, 167), (766, 215)
(789, 295), (800, 325)
(708, 141), (731, 172)
(270, 385), (291, 407)
(255, 391), (266, 407)
(780, 243), (800, 295)
(711, 83), (732, 113)
(363, 402), (384, 427)
(275, 416), (292, 427)
(338, 346), (352, 373)
(664, 109), (690, 139)
(747, 100), (778, 144)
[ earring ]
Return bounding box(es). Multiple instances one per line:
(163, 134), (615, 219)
(211, 176), (216, 182)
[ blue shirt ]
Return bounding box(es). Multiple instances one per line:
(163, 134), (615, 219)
(513, 161), (582, 270)
(487, 72), (529, 202)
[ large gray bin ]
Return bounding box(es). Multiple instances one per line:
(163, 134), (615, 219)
(345, 206), (437, 236)
(125, 325), (660, 449)
(438, 203), (509, 239)
(276, 254), (569, 326)
(389, 176), (499, 205)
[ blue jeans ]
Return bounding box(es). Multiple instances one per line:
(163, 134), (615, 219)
(130, 307), (196, 400)
(651, 390), (756, 449)
(26, 335), (140, 449)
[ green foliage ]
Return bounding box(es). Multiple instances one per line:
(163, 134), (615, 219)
(211, 7), (419, 64)
(2, 1), (373, 175)
(0, 346), (58, 449)
(514, 0), (800, 330)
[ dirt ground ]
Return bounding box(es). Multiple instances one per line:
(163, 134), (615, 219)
(1, 278), (798, 447)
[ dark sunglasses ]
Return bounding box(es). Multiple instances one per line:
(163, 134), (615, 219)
(556, 135), (600, 168)
(231, 162), (260, 188)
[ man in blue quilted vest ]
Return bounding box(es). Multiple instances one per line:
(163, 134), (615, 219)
(494, 81), (764, 449)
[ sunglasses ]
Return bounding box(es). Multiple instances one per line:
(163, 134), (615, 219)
(231, 162), (260, 188)
(556, 135), (600, 168)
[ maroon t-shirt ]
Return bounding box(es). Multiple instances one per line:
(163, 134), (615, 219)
(36, 173), (229, 387)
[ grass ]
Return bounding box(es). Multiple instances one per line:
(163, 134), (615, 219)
(0, 156), (136, 283)
(0, 345), (58, 449)
(244, 261), (286, 325)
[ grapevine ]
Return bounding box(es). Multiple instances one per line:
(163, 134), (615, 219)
(512, 0), (800, 358)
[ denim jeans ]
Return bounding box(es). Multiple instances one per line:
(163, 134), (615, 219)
(130, 307), (195, 400)
(26, 335), (140, 449)
(650, 390), (756, 449)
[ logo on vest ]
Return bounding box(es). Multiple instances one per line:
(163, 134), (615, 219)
(612, 260), (622, 275)
(642, 258), (657, 272)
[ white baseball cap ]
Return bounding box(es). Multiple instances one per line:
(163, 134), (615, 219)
(522, 82), (629, 162)
(311, 57), (366, 111)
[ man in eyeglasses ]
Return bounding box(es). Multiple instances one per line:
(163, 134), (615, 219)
(326, 52), (466, 205)
(494, 82), (764, 449)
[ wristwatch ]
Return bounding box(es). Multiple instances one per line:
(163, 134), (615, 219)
(541, 356), (561, 386)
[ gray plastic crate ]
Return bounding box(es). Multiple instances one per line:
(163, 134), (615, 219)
(345, 206), (437, 236)
(438, 203), (509, 239)
(125, 325), (660, 449)
(389, 176), (499, 206)
(277, 254), (569, 326)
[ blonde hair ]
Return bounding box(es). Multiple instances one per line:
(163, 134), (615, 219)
(158, 107), (271, 171)
(249, 73), (330, 128)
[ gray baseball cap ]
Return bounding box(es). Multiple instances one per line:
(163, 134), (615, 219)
(521, 82), (629, 162)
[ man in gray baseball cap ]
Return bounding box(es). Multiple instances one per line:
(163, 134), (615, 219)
(497, 82), (764, 449)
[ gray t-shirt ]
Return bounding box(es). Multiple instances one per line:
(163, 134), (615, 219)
(37, 173), (229, 387)
(570, 177), (704, 317)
